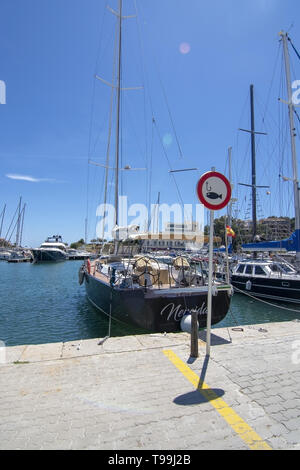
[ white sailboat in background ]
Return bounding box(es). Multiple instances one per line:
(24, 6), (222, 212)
(0, 197), (32, 262)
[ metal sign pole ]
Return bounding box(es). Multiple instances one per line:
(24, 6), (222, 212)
(196, 167), (231, 357)
(206, 208), (214, 356)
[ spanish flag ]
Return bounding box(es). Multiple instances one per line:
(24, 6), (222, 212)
(226, 225), (235, 238)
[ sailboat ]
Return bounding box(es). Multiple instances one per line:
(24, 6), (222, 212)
(231, 32), (300, 304)
(79, 0), (233, 333)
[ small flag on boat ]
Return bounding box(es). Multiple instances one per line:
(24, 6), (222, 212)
(226, 225), (235, 237)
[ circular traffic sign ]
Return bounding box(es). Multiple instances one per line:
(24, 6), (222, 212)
(196, 171), (231, 211)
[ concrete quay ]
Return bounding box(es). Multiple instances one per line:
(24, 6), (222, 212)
(1, 321), (300, 450)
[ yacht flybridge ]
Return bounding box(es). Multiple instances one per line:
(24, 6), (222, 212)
(32, 235), (67, 263)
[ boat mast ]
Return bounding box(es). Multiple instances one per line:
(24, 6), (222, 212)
(239, 85), (267, 243)
(102, 21), (119, 241)
(280, 31), (300, 260)
(114, 0), (122, 227)
(15, 196), (22, 247)
(250, 84), (257, 239)
(227, 146), (232, 227)
(19, 203), (26, 248)
(0, 204), (6, 240)
(225, 147), (232, 283)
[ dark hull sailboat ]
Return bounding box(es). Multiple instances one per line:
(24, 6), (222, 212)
(81, 257), (232, 333)
(80, 0), (233, 332)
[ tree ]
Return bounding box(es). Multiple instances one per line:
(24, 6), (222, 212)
(205, 215), (295, 252)
(70, 238), (85, 249)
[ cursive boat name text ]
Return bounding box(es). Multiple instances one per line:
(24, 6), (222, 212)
(160, 302), (207, 321)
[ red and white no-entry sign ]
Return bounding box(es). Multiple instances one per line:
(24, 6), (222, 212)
(196, 171), (231, 211)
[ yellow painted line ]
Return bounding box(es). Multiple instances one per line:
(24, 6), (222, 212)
(163, 349), (272, 451)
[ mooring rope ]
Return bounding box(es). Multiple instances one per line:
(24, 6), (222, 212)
(97, 287), (114, 345)
(233, 285), (300, 314)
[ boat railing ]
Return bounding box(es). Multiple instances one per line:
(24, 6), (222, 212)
(93, 254), (213, 289)
(274, 253), (298, 273)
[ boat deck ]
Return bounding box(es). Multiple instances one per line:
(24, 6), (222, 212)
(88, 260), (229, 292)
(89, 263), (110, 284)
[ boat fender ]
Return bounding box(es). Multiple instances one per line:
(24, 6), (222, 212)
(110, 267), (116, 286)
(180, 311), (201, 333)
(212, 286), (218, 296)
(180, 313), (193, 333)
(246, 280), (252, 291)
(78, 265), (85, 285)
(87, 258), (91, 274)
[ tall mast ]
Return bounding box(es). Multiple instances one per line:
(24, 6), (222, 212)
(156, 192), (160, 234)
(0, 204), (6, 239)
(227, 146), (232, 227)
(280, 31), (300, 259)
(15, 196), (22, 247)
(19, 203), (26, 247)
(114, 0), (122, 227)
(103, 20), (119, 240)
(250, 84), (257, 239)
(84, 217), (87, 244)
(239, 85), (267, 242)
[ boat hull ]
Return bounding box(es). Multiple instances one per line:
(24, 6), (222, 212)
(31, 249), (67, 263)
(67, 254), (91, 260)
(231, 275), (300, 304)
(7, 258), (31, 263)
(84, 272), (232, 333)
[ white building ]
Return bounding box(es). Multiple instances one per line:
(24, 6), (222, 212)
(130, 222), (204, 251)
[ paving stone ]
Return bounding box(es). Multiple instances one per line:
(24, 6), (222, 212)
(1, 321), (300, 449)
(19, 343), (63, 362)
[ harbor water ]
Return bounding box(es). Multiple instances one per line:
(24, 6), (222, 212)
(1, 260), (300, 347)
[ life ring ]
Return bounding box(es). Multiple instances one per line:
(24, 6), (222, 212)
(87, 258), (91, 274)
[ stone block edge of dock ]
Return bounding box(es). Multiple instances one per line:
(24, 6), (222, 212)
(2, 320), (300, 365)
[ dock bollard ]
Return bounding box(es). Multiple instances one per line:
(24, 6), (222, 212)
(190, 309), (199, 358)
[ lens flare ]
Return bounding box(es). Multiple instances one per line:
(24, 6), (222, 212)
(179, 42), (191, 54)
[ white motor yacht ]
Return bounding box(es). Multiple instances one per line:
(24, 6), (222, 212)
(31, 235), (68, 263)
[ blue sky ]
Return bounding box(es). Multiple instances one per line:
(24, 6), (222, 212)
(1, 0), (300, 247)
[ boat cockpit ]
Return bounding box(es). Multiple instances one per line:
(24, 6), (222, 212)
(89, 255), (209, 290)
